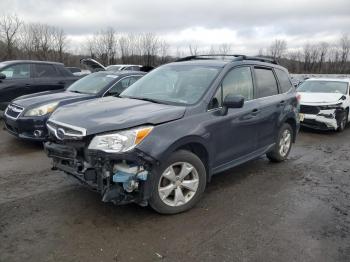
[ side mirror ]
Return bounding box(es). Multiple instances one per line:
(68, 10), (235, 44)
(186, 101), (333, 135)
(221, 94), (245, 115)
(224, 94), (244, 108)
(0, 73), (6, 80)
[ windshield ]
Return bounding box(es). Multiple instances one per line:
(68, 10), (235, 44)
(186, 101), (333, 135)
(67, 72), (118, 94)
(120, 64), (220, 105)
(0, 62), (8, 69)
(298, 80), (348, 95)
(106, 65), (121, 71)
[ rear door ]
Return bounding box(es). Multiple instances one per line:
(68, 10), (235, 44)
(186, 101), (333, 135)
(33, 63), (66, 92)
(0, 63), (34, 107)
(253, 66), (283, 149)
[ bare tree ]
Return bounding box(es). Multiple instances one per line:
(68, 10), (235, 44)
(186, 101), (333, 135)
(88, 27), (118, 65)
(339, 34), (350, 73)
(218, 43), (231, 55)
(52, 27), (67, 62)
(317, 42), (328, 73)
(269, 39), (287, 60)
(158, 39), (170, 63)
(188, 43), (199, 56)
(140, 33), (159, 65)
(0, 14), (22, 59)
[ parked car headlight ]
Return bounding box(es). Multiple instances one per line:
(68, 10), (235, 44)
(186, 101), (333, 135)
(24, 102), (59, 116)
(88, 126), (154, 153)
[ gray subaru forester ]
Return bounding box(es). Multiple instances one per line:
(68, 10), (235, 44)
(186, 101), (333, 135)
(44, 55), (300, 214)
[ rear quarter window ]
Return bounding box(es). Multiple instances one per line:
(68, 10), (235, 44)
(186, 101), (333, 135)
(254, 67), (279, 98)
(34, 64), (60, 78)
(275, 69), (293, 93)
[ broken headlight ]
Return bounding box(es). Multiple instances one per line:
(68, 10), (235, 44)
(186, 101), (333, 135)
(88, 126), (153, 153)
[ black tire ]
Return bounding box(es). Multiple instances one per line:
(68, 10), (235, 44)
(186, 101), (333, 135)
(149, 150), (207, 214)
(266, 123), (293, 162)
(337, 109), (348, 132)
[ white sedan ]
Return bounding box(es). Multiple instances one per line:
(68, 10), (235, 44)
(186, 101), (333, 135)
(298, 78), (350, 131)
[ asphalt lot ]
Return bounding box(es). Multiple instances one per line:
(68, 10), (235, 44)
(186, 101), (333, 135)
(0, 121), (349, 262)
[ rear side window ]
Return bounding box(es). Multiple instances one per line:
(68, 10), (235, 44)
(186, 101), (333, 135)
(254, 68), (279, 98)
(0, 64), (30, 79)
(34, 64), (60, 78)
(275, 69), (293, 93)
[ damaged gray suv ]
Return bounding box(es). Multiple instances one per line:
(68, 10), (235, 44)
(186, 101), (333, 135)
(44, 55), (300, 214)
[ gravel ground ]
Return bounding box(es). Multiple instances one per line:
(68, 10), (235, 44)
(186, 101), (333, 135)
(0, 121), (349, 262)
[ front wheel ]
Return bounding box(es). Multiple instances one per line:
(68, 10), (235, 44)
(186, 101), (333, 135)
(266, 123), (293, 162)
(337, 109), (348, 132)
(149, 150), (207, 214)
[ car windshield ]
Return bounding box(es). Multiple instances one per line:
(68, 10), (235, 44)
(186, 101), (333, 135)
(67, 72), (118, 94)
(0, 62), (8, 69)
(120, 64), (220, 105)
(106, 65), (121, 71)
(298, 80), (348, 94)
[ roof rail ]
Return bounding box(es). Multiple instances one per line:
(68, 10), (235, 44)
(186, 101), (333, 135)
(175, 54), (245, 62)
(175, 54), (278, 65)
(244, 56), (278, 65)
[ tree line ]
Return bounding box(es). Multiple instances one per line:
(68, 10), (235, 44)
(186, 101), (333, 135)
(260, 37), (350, 74)
(0, 14), (349, 73)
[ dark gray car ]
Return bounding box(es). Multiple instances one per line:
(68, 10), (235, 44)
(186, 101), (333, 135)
(44, 55), (300, 214)
(0, 60), (80, 111)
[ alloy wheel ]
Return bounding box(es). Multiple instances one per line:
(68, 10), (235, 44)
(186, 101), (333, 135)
(279, 129), (291, 157)
(158, 162), (199, 207)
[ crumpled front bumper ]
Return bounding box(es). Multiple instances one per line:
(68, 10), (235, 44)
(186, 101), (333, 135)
(44, 141), (157, 205)
(300, 109), (339, 130)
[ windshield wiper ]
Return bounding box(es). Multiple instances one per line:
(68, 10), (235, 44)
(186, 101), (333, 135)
(125, 96), (165, 104)
(69, 90), (83, 94)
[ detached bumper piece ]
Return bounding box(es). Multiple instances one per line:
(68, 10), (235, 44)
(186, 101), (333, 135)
(44, 142), (155, 206)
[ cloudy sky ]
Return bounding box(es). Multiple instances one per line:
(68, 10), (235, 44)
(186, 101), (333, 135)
(1, 0), (350, 54)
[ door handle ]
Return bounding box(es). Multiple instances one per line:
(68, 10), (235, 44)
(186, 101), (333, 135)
(58, 81), (65, 85)
(25, 83), (31, 88)
(280, 100), (286, 104)
(251, 108), (260, 116)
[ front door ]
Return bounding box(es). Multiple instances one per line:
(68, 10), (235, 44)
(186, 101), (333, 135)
(0, 63), (33, 109)
(207, 66), (261, 168)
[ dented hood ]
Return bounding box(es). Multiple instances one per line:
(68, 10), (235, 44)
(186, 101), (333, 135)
(298, 92), (344, 105)
(49, 97), (186, 135)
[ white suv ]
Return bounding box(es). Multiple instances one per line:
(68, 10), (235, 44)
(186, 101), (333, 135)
(298, 78), (350, 131)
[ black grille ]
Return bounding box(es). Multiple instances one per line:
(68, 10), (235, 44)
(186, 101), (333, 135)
(5, 104), (24, 119)
(300, 105), (320, 115)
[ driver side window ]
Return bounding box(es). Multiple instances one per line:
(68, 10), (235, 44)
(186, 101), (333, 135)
(208, 66), (254, 109)
(0, 64), (30, 79)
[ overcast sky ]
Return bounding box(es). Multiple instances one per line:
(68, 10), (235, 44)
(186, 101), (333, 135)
(1, 0), (350, 54)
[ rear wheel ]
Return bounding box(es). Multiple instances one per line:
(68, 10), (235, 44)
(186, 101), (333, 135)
(149, 150), (206, 214)
(266, 123), (293, 162)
